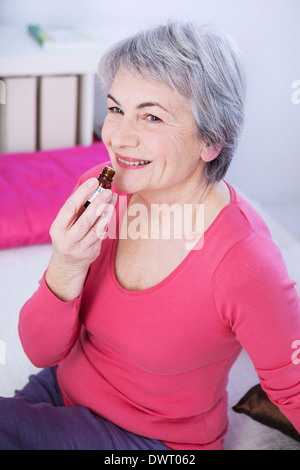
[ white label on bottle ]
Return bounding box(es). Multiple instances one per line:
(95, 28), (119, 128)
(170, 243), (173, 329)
(87, 186), (105, 203)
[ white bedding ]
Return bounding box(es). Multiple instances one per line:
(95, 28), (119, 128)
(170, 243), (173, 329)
(0, 196), (300, 450)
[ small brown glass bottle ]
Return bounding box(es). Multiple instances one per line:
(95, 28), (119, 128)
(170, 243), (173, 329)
(84, 166), (116, 208)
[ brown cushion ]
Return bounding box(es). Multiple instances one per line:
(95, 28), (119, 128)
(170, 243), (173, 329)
(232, 383), (300, 442)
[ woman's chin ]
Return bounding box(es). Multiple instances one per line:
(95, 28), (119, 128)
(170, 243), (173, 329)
(113, 175), (140, 195)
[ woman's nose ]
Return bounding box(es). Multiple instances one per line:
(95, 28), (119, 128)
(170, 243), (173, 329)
(111, 118), (139, 149)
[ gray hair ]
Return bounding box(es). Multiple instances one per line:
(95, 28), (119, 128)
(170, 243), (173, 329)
(98, 21), (246, 184)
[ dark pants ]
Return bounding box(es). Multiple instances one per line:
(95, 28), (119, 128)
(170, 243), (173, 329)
(0, 367), (169, 450)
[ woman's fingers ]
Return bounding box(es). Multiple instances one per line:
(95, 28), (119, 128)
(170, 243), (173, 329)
(46, 179), (118, 300)
(68, 188), (113, 243)
(80, 193), (118, 246)
(95, 193), (118, 238)
(49, 176), (118, 271)
(54, 178), (99, 230)
(52, 176), (116, 243)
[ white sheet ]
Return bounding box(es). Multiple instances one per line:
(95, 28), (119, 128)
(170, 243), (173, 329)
(0, 243), (52, 396)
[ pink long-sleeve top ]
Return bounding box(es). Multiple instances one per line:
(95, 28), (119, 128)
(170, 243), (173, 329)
(19, 163), (300, 450)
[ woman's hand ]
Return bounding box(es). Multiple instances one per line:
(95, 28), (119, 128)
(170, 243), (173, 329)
(45, 178), (118, 302)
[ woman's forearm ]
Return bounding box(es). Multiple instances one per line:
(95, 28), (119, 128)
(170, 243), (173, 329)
(18, 273), (82, 368)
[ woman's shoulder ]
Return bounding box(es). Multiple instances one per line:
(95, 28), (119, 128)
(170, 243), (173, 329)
(212, 181), (288, 282)
(225, 181), (273, 239)
(212, 184), (291, 292)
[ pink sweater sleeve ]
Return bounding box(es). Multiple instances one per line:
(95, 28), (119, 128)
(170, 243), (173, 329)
(18, 273), (82, 368)
(213, 231), (300, 433)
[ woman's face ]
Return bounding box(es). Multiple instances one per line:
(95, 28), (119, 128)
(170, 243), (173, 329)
(102, 70), (208, 202)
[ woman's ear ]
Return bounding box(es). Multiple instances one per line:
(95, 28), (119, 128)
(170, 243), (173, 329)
(201, 142), (223, 162)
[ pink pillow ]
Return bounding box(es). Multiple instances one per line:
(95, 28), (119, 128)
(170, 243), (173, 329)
(0, 142), (110, 248)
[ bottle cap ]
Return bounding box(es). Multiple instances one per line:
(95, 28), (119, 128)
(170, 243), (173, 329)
(100, 166), (115, 179)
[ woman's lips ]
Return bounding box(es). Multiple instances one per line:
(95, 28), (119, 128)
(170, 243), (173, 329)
(116, 155), (152, 170)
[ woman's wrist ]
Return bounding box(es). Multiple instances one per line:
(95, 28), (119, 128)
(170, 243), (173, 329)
(45, 253), (89, 302)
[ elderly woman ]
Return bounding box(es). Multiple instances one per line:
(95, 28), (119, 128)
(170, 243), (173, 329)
(1, 22), (299, 450)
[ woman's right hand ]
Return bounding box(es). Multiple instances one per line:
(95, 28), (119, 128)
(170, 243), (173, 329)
(45, 178), (118, 302)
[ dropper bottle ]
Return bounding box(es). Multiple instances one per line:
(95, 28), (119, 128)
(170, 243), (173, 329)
(84, 166), (116, 208)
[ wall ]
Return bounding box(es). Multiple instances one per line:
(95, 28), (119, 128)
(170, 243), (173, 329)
(0, 0), (299, 207)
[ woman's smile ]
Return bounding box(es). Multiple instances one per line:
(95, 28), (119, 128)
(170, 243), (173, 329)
(116, 154), (152, 169)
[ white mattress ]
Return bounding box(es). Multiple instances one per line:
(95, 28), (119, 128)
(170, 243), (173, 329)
(0, 196), (300, 450)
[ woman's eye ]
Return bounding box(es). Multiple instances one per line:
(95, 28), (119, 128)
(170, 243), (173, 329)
(108, 106), (123, 115)
(146, 114), (161, 122)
